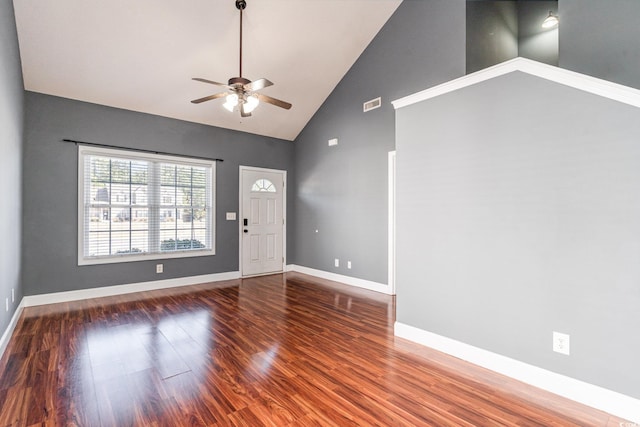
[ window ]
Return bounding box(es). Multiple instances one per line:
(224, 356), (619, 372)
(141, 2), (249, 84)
(251, 178), (277, 193)
(78, 146), (215, 265)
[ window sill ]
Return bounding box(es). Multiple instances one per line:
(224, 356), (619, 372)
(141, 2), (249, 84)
(78, 248), (215, 266)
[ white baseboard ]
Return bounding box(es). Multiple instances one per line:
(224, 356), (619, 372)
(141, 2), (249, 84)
(395, 322), (640, 423)
(287, 264), (393, 295)
(0, 299), (26, 362)
(22, 271), (241, 307)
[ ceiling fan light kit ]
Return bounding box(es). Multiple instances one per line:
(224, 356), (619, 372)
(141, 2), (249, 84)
(223, 94), (239, 112)
(191, 0), (291, 117)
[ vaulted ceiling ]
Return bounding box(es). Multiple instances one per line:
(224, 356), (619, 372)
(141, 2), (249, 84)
(12, 0), (402, 141)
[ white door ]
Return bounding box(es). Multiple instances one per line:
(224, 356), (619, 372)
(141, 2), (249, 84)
(240, 167), (285, 276)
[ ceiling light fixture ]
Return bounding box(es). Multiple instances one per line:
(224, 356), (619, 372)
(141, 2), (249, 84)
(223, 94), (239, 112)
(542, 11), (559, 29)
(191, 0), (292, 117)
(243, 94), (260, 114)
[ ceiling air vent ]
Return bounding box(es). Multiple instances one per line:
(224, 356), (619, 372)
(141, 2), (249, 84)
(363, 97), (382, 112)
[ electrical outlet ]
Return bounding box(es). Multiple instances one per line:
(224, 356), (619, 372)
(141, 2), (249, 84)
(11, 288), (14, 303)
(328, 138), (338, 147)
(347, 261), (352, 269)
(553, 331), (570, 355)
(156, 264), (164, 274)
(334, 258), (339, 268)
(5, 298), (8, 312)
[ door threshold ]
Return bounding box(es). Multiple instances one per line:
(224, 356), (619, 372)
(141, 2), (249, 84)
(241, 271), (284, 279)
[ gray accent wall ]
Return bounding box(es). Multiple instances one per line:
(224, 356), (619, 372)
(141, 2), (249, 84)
(0, 0), (24, 334)
(466, 0), (558, 74)
(396, 71), (640, 399)
(517, 1), (558, 66)
(466, 1), (519, 74)
(560, 0), (640, 90)
(22, 92), (293, 295)
(291, 0), (466, 284)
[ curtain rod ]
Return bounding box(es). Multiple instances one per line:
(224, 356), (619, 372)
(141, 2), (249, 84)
(62, 139), (224, 162)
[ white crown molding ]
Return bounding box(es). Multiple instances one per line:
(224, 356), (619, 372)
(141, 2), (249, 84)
(22, 271), (240, 307)
(395, 322), (640, 424)
(392, 57), (640, 110)
(287, 264), (393, 295)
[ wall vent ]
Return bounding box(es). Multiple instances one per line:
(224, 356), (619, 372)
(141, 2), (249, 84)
(363, 97), (382, 112)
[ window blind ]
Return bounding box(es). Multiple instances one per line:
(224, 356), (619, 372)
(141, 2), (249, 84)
(78, 146), (215, 265)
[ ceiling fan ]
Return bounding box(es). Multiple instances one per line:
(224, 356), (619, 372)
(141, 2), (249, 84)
(191, 0), (292, 117)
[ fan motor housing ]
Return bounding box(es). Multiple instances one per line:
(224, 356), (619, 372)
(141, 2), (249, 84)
(229, 77), (251, 87)
(236, 0), (246, 10)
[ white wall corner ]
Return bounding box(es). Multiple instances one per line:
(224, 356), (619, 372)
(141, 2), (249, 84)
(394, 322), (640, 423)
(287, 264), (393, 295)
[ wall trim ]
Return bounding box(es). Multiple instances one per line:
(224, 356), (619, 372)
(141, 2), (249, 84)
(0, 300), (26, 362)
(22, 271), (241, 307)
(388, 150), (396, 295)
(395, 322), (640, 423)
(287, 264), (393, 295)
(392, 57), (640, 111)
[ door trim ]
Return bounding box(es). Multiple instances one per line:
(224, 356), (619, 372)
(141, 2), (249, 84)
(388, 151), (396, 295)
(238, 166), (287, 277)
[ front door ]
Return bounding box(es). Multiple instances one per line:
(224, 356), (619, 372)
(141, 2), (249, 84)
(240, 167), (285, 277)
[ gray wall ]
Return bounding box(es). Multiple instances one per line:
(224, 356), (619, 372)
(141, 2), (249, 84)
(0, 0), (24, 335)
(396, 71), (640, 399)
(518, 1), (558, 65)
(466, 0), (558, 73)
(466, 1), (519, 74)
(23, 92), (293, 295)
(291, 0), (466, 284)
(560, 0), (640, 90)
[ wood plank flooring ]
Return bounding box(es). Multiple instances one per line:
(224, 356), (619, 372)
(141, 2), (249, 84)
(0, 272), (631, 426)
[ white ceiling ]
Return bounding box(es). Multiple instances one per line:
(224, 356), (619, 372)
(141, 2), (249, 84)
(13, 0), (402, 141)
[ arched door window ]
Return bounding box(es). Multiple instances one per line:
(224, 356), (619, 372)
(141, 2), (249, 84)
(251, 178), (277, 193)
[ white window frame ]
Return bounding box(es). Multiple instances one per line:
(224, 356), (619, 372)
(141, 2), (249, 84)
(78, 145), (216, 265)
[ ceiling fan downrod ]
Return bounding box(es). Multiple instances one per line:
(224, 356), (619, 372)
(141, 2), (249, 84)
(228, 0), (249, 87)
(236, 0), (246, 80)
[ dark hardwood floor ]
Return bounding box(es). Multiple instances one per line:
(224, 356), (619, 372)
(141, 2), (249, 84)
(0, 272), (630, 426)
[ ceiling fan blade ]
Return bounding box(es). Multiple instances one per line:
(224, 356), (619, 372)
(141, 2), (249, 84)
(240, 103), (252, 118)
(244, 78), (273, 92)
(191, 92), (229, 104)
(192, 78), (232, 89)
(256, 93), (292, 110)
